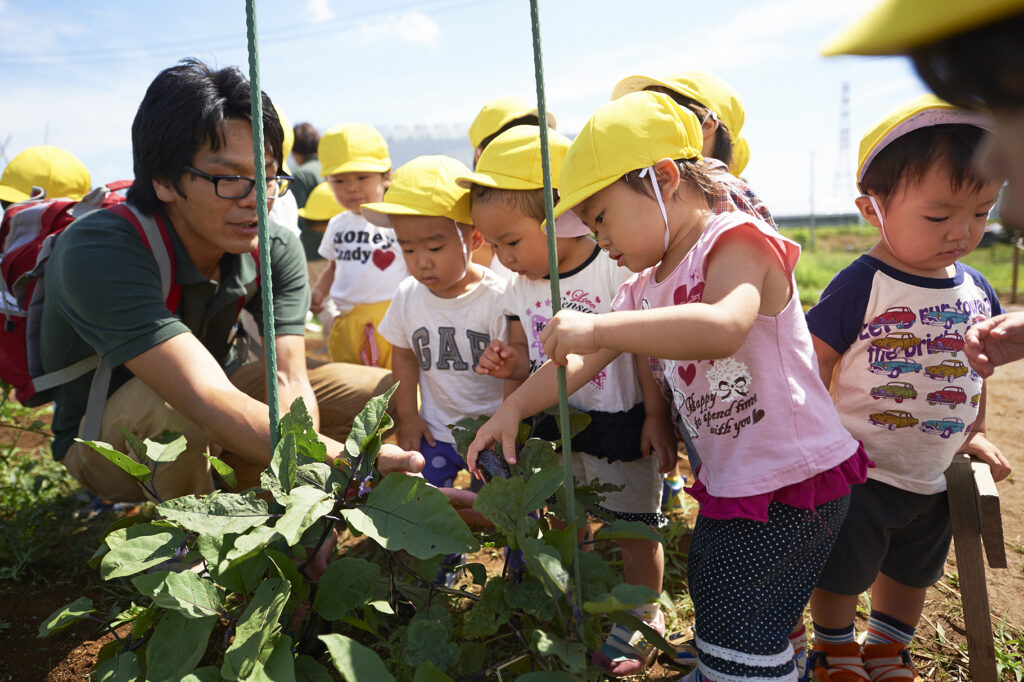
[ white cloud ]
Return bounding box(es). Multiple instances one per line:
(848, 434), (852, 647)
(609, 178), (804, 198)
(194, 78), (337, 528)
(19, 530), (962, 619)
(352, 11), (440, 48)
(305, 0), (333, 23)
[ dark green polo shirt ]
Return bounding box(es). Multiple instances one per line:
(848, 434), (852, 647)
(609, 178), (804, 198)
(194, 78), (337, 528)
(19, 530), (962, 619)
(42, 205), (310, 459)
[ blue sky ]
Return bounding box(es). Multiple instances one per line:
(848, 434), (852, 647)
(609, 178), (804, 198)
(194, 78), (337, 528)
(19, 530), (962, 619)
(0, 0), (927, 215)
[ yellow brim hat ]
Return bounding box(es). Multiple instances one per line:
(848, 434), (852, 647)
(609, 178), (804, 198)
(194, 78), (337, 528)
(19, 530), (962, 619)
(361, 155), (473, 227)
(857, 94), (992, 191)
(553, 91), (703, 219)
(297, 181), (345, 221)
(822, 0), (1024, 56)
(468, 95), (558, 150)
(731, 137), (751, 176)
(0, 145), (91, 203)
(319, 122), (391, 176)
(611, 70), (745, 139)
(456, 125), (571, 191)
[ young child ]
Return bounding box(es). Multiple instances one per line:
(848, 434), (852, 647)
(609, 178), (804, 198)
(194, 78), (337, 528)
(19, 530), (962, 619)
(466, 92), (869, 682)
(311, 122), (407, 368)
(361, 155), (507, 488)
(459, 123), (679, 677)
(804, 95), (1011, 681)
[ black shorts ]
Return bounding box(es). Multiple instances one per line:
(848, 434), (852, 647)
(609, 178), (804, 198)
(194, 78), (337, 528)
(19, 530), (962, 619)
(816, 478), (951, 593)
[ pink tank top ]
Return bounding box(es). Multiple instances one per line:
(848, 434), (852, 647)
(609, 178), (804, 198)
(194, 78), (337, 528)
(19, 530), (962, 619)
(614, 212), (867, 519)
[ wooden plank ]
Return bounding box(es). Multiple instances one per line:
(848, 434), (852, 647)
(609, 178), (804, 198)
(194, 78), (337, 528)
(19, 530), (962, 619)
(945, 453), (998, 682)
(972, 461), (1007, 569)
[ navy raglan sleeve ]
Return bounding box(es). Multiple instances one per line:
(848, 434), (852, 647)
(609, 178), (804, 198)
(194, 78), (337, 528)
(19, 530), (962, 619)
(805, 259), (877, 355)
(962, 263), (1005, 316)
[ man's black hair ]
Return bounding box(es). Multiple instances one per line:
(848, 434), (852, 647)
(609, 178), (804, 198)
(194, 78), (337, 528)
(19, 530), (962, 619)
(292, 123), (320, 158)
(126, 58), (284, 215)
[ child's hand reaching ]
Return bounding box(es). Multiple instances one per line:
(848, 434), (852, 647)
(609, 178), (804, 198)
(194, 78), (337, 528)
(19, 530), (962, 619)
(398, 414), (436, 452)
(540, 310), (598, 365)
(960, 431), (1012, 482)
(466, 404), (524, 480)
(475, 339), (519, 378)
(642, 412), (678, 474)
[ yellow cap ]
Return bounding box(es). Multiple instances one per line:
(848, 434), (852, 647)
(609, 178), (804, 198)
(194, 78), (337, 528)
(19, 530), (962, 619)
(297, 182), (345, 221)
(456, 125), (572, 191)
(823, 0), (1024, 56)
(319, 123), (391, 176)
(361, 155), (473, 227)
(611, 70), (746, 140)
(554, 91), (703, 219)
(857, 94), (991, 191)
(467, 95), (558, 150)
(0, 145), (91, 203)
(731, 137), (751, 176)
(275, 106), (293, 175)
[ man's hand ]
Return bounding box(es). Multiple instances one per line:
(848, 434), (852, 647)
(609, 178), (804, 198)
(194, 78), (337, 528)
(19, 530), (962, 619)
(966, 312), (1024, 378)
(960, 431), (1012, 482)
(540, 310), (598, 365)
(475, 339), (520, 379)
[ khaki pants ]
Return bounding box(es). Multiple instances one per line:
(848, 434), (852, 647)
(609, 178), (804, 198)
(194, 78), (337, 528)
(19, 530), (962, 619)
(62, 360), (393, 502)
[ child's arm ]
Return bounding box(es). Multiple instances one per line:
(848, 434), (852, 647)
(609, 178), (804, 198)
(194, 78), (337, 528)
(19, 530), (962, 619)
(391, 346), (435, 451)
(467, 347), (621, 473)
(959, 382), (1012, 481)
(475, 319), (530, 381)
(310, 261), (335, 315)
(541, 228), (786, 365)
(810, 335), (842, 389)
(637, 357), (678, 473)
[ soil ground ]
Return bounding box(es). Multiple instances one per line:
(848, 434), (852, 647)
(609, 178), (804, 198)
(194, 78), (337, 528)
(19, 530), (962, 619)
(2, 310), (1022, 681)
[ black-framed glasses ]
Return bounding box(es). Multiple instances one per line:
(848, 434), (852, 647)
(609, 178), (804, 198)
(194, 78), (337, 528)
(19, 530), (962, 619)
(184, 165), (294, 200)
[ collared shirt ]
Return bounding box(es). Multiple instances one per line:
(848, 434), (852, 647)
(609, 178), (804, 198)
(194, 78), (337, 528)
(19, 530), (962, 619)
(705, 158), (777, 229)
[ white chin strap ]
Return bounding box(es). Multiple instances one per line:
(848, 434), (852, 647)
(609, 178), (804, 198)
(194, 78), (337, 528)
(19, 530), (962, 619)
(639, 166), (671, 251)
(453, 220), (469, 280)
(866, 195), (896, 256)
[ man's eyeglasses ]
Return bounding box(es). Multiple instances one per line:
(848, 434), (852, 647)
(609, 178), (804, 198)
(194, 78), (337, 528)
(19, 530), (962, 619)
(184, 165), (294, 200)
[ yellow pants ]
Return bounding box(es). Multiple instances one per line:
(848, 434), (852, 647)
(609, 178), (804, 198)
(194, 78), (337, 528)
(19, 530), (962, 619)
(327, 300), (393, 369)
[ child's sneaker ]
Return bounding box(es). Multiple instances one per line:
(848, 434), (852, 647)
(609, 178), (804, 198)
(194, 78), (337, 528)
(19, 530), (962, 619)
(861, 642), (921, 681)
(808, 641), (869, 681)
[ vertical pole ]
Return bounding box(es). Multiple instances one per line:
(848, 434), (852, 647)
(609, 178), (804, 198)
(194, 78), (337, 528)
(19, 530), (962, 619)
(245, 0), (280, 450)
(529, 0), (585, 644)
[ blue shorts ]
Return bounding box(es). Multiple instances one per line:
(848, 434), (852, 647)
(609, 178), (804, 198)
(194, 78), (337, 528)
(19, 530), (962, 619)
(419, 438), (467, 488)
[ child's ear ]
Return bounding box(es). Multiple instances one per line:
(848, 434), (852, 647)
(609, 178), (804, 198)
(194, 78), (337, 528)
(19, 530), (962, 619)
(653, 158), (681, 196)
(469, 228), (485, 251)
(855, 195), (882, 228)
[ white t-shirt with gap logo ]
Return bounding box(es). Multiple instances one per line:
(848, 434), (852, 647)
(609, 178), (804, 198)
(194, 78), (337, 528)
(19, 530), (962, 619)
(317, 211), (408, 315)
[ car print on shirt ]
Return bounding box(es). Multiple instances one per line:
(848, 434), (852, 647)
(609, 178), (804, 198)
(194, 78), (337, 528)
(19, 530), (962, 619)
(869, 409), (919, 430)
(971, 393), (980, 408)
(870, 381), (918, 403)
(926, 385), (967, 409)
(927, 331), (965, 355)
(924, 359), (969, 382)
(920, 416), (967, 439)
(920, 308), (970, 330)
(871, 332), (922, 351)
(868, 306), (916, 332)
(869, 359), (923, 378)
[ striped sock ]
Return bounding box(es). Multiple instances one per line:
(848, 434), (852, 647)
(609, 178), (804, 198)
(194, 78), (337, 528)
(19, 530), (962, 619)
(813, 622), (856, 645)
(864, 610), (915, 647)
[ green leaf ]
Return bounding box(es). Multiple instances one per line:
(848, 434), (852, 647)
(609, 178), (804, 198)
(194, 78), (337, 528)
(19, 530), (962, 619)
(100, 524), (185, 579)
(505, 579), (555, 620)
(249, 634), (296, 682)
(180, 668), (221, 682)
(342, 473), (478, 559)
(274, 485), (333, 545)
(37, 597), (95, 637)
(464, 562), (487, 587)
(516, 672), (578, 681)
(197, 533), (269, 594)
(313, 557), (381, 620)
(454, 643), (487, 678)
(462, 579), (508, 638)
(472, 475), (525, 537)
(141, 430), (187, 464)
(220, 525), (279, 574)
(584, 582), (660, 614)
(271, 432), (298, 493)
(520, 536), (568, 596)
(222, 578), (290, 680)
(531, 629), (586, 673)
(521, 465), (564, 513)
(515, 436), (559, 473)
(265, 549), (311, 613)
(131, 570), (223, 618)
(541, 404), (592, 438)
(145, 610), (216, 681)
(203, 453), (237, 489)
(343, 383), (397, 467)
(93, 651), (142, 681)
(403, 617), (460, 671)
(448, 416), (490, 456)
(280, 396), (328, 463)
(595, 519), (666, 545)
(75, 438), (151, 482)
(414, 661), (455, 682)
(320, 633), (396, 682)
(129, 603), (157, 640)
(294, 656), (334, 682)
(158, 491), (271, 536)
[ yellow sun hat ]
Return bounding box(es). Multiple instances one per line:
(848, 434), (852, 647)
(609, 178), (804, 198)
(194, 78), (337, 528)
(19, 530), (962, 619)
(467, 95), (558, 150)
(455, 125), (572, 191)
(0, 146), (91, 203)
(857, 94), (992, 192)
(297, 181), (345, 221)
(553, 91), (703, 219)
(731, 137), (751, 176)
(361, 155), (473, 227)
(611, 70), (746, 141)
(822, 0), (1024, 56)
(318, 122), (391, 176)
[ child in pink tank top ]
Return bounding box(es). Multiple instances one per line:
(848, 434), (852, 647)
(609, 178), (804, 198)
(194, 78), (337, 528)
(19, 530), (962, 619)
(467, 92), (868, 681)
